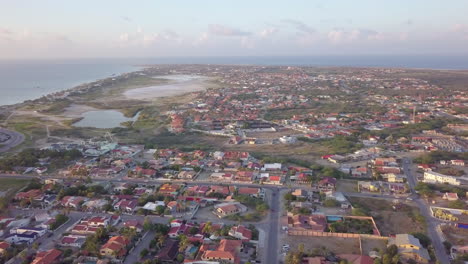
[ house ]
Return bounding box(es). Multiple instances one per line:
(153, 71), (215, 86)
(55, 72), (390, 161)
(156, 239), (179, 263)
(61, 196), (87, 209)
(443, 192), (459, 201)
(318, 177), (337, 190)
(201, 239), (242, 264)
(337, 254), (374, 264)
(113, 199), (138, 213)
(83, 216), (110, 227)
(237, 187), (264, 199)
(134, 167), (157, 177)
(451, 160), (466, 166)
(31, 249), (62, 264)
(423, 171), (461, 185)
(288, 214), (327, 231)
(4, 233), (38, 245)
(11, 227), (47, 237)
(0, 241), (10, 255)
(214, 203), (246, 218)
(209, 185), (232, 196)
(388, 234), (430, 263)
(383, 173), (405, 183)
(177, 171), (197, 179)
(15, 189), (44, 201)
(100, 236), (130, 258)
(228, 225), (252, 241)
(59, 235), (86, 247)
(268, 175), (282, 185)
(122, 220), (142, 233)
(291, 189), (309, 199)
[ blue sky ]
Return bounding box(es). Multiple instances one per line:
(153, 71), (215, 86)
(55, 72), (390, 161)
(1, 0), (468, 59)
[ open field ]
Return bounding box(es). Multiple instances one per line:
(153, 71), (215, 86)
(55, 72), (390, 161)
(0, 178), (30, 192)
(348, 197), (426, 235)
(441, 225), (468, 246)
(360, 237), (388, 255)
(282, 236), (361, 255)
(337, 180), (358, 193)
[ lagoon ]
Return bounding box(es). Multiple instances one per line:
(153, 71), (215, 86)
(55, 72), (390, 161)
(73, 110), (138, 129)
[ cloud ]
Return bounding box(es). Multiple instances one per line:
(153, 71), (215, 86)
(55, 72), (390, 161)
(119, 28), (181, 47)
(259, 27), (279, 38)
(404, 19), (414, 26)
(282, 19), (315, 34)
(121, 16), (132, 22)
(208, 24), (252, 36)
(453, 24), (468, 36)
(0, 27), (13, 35)
(328, 28), (384, 44)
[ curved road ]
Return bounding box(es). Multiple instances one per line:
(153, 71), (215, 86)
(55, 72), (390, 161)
(0, 127), (25, 153)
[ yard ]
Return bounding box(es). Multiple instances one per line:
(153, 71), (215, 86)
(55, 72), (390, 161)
(348, 197), (426, 235)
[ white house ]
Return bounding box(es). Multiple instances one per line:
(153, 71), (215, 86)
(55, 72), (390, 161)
(423, 171), (461, 186)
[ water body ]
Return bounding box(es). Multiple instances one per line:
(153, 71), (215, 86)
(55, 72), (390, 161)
(73, 110), (138, 129)
(0, 59), (138, 106)
(1, 55), (468, 106)
(124, 75), (208, 100)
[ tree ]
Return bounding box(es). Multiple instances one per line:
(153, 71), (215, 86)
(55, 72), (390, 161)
(202, 221), (212, 234)
(411, 232), (431, 248)
(156, 205), (165, 215)
(143, 217), (153, 231)
(176, 254), (185, 262)
(140, 249), (149, 258)
(179, 235), (189, 252)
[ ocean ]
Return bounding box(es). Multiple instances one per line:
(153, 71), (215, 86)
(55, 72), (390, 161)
(1, 55), (467, 106)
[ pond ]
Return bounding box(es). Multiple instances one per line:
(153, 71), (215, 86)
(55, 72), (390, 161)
(73, 110), (139, 129)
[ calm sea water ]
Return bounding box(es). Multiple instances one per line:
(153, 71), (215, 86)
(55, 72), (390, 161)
(1, 55), (467, 106)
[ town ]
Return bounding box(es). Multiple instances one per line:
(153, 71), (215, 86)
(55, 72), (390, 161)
(0, 64), (467, 264)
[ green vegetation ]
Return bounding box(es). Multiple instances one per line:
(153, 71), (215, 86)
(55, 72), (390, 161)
(448, 200), (466, 209)
(50, 214), (69, 230)
(415, 182), (468, 199)
(323, 199), (340, 207)
(414, 151), (468, 164)
(327, 218), (374, 234)
(0, 148), (82, 171)
(373, 244), (400, 264)
(299, 135), (364, 155)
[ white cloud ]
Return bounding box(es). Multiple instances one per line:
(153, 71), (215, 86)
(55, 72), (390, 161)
(259, 27), (279, 38)
(208, 24), (251, 36)
(282, 19), (315, 34)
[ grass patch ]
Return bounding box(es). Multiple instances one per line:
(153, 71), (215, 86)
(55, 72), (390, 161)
(0, 178), (30, 192)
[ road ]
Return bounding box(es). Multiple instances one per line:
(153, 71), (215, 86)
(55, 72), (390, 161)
(264, 188), (280, 264)
(124, 231), (155, 264)
(403, 157), (450, 264)
(0, 127), (25, 153)
(0, 167), (451, 263)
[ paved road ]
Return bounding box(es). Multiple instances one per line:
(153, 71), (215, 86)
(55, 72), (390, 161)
(264, 188), (280, 264)
(0, 127), (24, 153)
(403, 157), (450, 264)
(124, 231), (155, 264)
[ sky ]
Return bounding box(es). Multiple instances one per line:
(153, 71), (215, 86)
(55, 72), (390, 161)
(1, 0), (468, 59)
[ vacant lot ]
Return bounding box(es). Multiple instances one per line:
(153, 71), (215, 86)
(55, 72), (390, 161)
(282, 236), (361, 255)
(337, 180), (358, 192)
(348, 197), (425, 235)
(442, 225), (468, 246)
(0, 178), (30, 192)
(360, 237), (388, 255)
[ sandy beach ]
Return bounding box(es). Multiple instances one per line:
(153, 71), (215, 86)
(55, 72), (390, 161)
(123, 75), (209, 100)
